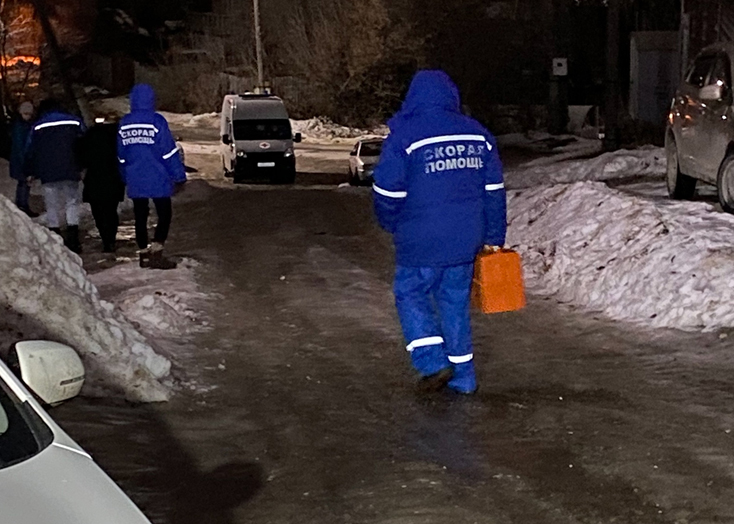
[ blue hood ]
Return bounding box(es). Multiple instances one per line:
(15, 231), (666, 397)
(389, 70), (461, 130)
(130, 84), (156, 112)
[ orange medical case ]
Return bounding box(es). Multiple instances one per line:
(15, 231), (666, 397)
(471, 249), (526, 314)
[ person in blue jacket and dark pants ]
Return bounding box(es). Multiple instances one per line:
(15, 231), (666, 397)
(117, 84), (186, 270)
(25, 98), (86, 253)
(373, 70), (507, 395)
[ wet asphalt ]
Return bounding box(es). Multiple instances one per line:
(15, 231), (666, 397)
(51, 146), (734, 523)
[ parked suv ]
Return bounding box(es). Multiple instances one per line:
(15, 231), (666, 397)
(667, 43), (734, 212)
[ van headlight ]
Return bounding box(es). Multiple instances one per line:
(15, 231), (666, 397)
(284, 149), (294, 158)
(237, 151), (247, 158)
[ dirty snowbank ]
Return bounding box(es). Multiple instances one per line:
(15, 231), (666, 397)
(291, 117), (388, 142)
(506, 147), (665, 189)
(0, 195), (171, 401)
(90, 258), (211, 340)
(509, 182), (734, 331)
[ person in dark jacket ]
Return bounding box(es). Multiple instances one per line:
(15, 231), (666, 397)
(117, 84), (186, 270)
(25, 98), (85, 253)
(9, 101), (37, 217)
(373, 70), (507, 395)
(79, 122), (125, 253)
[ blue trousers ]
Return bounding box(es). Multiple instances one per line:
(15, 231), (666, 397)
(394, 264), (474, 377)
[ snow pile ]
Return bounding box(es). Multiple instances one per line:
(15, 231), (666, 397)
(507, 147), (665, 189)
(508, 181), (734, 331)
(291, 117), (388, 141)
(90, 259), (210, 339)
(0, 195), (171, 401)
(159, 111), (219, 129)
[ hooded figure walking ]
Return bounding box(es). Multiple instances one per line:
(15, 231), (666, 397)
(117, 84), (186, 270)
(373, 70), (507, 395)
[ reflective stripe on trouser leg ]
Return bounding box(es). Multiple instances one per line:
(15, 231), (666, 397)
(394, 266), (449, 376)
(435, 263), (475, 365)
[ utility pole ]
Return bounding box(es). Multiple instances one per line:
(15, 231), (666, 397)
(253, 0), (264, 89)
(604, 0), (620, 151)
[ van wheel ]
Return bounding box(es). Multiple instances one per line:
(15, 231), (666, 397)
(717, 154), (734, 213)
(666, 141), (696, 199)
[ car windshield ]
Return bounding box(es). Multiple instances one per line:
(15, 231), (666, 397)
(360, 142), (383, 157)
(233, 119), (292, 141)
(0, 379), (52, 470)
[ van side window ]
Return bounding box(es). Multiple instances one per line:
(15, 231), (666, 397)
(687, 55), (717, 88)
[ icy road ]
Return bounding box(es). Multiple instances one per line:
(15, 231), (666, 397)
(51, 156), (734, 523)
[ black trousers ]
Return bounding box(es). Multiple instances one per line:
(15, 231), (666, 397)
(133, 197), (172, 250)
(89, 200), (120, 247)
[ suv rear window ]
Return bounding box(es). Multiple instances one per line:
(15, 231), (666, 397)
(360, 142), (383, 156)
(0, 380), (53, 470)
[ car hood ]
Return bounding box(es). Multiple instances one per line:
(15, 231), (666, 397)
(0, 443), (151, 524)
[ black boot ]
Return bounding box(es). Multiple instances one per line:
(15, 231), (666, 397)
(65, 225), (82, 254)
(102, 240), (116, 253)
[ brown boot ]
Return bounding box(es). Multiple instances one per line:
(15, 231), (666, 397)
(148, 243), (177, 270)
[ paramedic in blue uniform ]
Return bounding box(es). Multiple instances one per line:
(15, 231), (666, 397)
(117, 84), (186, 270)
(373, 70), (507, 394)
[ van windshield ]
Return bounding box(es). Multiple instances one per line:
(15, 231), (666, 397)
(233, 119), (292, 141)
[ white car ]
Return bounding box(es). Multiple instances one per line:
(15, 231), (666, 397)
(0, 341), (151, 524)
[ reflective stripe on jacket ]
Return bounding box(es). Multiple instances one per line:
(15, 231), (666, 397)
(373, 70), (507, 268)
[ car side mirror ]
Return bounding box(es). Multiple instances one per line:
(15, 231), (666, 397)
(294, 133), (302, 143)
(8, 341), (85, 406)
(350, 150), (357, 156)
(700, 84), (724, 101)
(222, 134), (231, 145)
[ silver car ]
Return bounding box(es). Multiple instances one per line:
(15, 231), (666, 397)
(667, 43), (734, 212)
(349, 138), (384, 186)
(0, 341), (151, 524)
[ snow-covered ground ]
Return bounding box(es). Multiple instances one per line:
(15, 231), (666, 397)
(291, 117), (388, 143)
(506, 147), (665, 189)
(0, 194), (171, 401)
(90, 258), (211, 340)
(506, 149), (734, 332)
(90, 96), (388, 143)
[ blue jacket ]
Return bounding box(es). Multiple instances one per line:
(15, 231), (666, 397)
(24, 111), (85, 184)
(9, 118), (32, 181)
(117, 84), (186, 199)
(373, 70), (507, 268)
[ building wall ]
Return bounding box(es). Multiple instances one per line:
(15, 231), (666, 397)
(683, 0), (734, 63)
